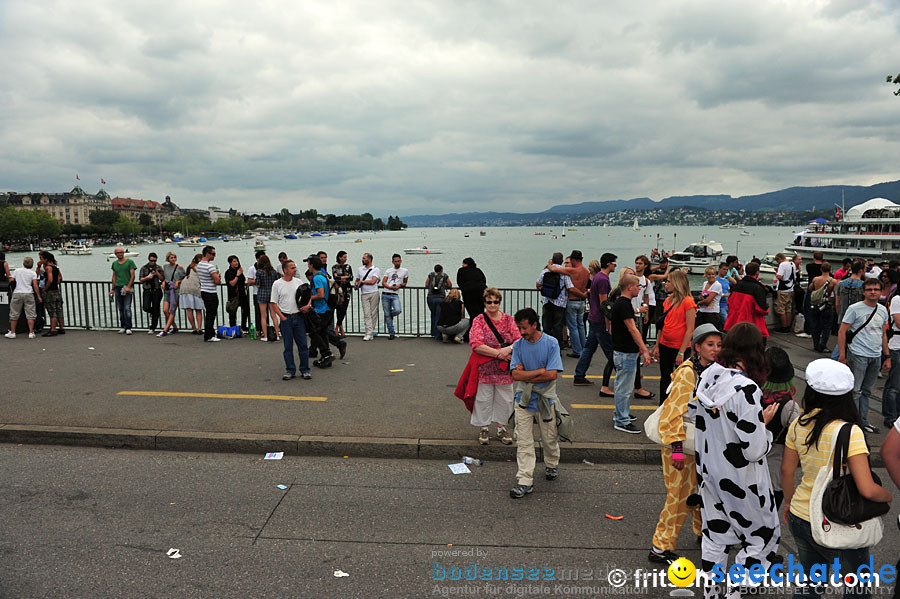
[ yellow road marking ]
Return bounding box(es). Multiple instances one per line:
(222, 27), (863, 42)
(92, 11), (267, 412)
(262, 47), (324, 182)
(571, 404), (658, 411)
(118, 391), (327, 402)
(562, 375), (660, 380)
(388, 369), (405, 373)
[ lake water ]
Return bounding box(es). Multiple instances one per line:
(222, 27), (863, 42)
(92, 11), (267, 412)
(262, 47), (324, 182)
(5, 225), (798, 288)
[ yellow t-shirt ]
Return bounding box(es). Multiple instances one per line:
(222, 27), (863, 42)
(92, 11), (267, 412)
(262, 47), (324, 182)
(785, 410), (869, 521)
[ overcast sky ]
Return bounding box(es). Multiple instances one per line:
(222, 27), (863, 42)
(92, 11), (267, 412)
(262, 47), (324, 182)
(1, 0), (899, 217)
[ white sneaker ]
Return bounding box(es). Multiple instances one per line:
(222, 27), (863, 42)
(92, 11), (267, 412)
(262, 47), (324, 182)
(147, 329), (155, 335)
(118, 329), (126, 334)
(207, 337), (221, 342)
(28, 332), (36, 339)
(363, 335), (372, 341)
(125, 329), (133, 335)
(5, 332), (16, 339)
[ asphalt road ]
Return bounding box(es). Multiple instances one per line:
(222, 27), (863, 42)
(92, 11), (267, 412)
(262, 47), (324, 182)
(1, 444), (898, 598)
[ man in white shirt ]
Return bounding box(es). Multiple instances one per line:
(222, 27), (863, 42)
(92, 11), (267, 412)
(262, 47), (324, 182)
(355, 253), (380, 341)
(774, 253), (796, 333)
(6, 256), (40, 339)
(270, 260), (312, 380)
(381, 254), (409, 340)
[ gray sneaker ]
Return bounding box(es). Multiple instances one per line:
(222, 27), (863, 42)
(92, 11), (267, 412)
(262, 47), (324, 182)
(509, 484), (533, 499)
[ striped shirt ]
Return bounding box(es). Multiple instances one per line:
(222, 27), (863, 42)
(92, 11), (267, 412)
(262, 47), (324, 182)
(785, 410), (869, 522)
(197, 260), (218, 293)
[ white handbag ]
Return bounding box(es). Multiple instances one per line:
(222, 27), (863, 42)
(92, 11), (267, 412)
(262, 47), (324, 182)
(644, 403), (696, 455)
(808, 425), (883, 550)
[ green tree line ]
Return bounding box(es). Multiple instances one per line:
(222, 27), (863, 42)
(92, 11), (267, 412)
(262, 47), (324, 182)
(0, 206), (62, 240)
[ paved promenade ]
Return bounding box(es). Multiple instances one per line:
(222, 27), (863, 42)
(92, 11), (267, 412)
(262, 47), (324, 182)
(0, 330), (891, 465)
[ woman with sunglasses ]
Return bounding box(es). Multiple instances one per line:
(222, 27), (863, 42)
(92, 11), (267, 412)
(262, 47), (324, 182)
(468, 288), (521, 445)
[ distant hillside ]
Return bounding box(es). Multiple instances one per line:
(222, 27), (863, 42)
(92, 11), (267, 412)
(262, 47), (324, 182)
(402, 180), (900, 226)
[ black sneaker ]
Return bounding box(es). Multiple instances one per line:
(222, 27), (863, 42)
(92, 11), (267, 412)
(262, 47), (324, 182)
(42, 331), (58, 337)
(389, 334), (396, 340)
(573, 377), (595, 386)
(338, 342), (347, 359)
(509, 484), (533, 499)
(648, 549), (679, 564)
(56, 329), (65, 335)
(862, 423), (879, 434)
(629, 415), (638, 423)
(545, 467), (559, 481)
(614, 423), (641, 434)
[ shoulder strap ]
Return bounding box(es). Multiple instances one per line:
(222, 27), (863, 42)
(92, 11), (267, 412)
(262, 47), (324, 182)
(833, 423), (852, 478)
(483, 314), (506, 346)
(361, 268), (373, 282)
(851, 306), (879, 336)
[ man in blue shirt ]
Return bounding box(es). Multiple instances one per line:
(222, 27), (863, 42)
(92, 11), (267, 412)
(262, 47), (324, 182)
(305, 255), (334, 368)
(510, 308), (564, 499)
(716, 262), (730, 323)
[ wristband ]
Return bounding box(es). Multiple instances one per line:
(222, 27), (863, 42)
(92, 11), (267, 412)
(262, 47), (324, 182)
(677, 351), (684, 356)
(671, 448), (684, 460)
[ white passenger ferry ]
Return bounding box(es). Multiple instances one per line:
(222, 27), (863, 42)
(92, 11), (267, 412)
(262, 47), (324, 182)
(785, 197), (900, 261)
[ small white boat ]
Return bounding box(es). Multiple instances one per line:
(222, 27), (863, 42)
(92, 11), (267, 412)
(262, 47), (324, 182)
(60, 243), (92, 255)
(632, 217), (640, 231)
(177, 240), (202, 248)
(403, 246), (442, 255)
(758, 255), (780, 278)
(254, 239), (267, 252)
(464, 233), (470, 238)
(667, 239), (724, 274)
(106, 250), (140, 260)
(740, 229), (751, 236)
(269, 234), (283, 241)
(480, 231), (486, 236)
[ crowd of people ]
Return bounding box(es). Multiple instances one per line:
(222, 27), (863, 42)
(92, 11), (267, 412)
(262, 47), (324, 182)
(5, 242), (900, 594)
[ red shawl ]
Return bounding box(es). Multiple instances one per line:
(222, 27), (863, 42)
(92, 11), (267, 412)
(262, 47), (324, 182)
(454, 352), (508, 413)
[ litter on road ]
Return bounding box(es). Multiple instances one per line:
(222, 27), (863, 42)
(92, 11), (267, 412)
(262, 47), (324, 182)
(264, 452), (284, 460)
(277, 484), (288, 490)
(166, 548), (182, 559)
(605, 514), (624, 520)
(448, 463), (471, 475)
(333, 570), (350, 578)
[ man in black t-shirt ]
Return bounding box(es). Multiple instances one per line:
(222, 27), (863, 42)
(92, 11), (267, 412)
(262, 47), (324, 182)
(610, 274), (651, 434)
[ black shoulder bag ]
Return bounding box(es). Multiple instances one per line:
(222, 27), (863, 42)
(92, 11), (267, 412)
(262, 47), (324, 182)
(655, 302), (675, 335)
(845, 306), (878, 346)
(484, 315), (511, 348)
(822, 423), (890, 525)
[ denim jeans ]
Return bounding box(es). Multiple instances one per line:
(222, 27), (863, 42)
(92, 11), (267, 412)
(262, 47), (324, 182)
(882, 348), (900, 425)
(612, 351), (638, 427)
(565, 300), (586, 355)
(788, 513), (871, 597)
(808, 305), (832, 351)
(575, 320), (612, 379)
(847, 351), (880, 427)
(381, 293), (402, 335)
(279, 314), (310, 375)
(114, 286), (133, 330)
(427, 296), (443, 340)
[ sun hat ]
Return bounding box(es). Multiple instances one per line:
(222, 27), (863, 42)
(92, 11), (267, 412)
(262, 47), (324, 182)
(691, 323), (722, 346)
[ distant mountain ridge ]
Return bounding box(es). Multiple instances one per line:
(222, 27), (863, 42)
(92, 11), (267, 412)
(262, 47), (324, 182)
(402, 180), (900, 225)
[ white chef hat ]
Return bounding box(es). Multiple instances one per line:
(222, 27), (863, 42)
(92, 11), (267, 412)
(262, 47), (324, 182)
(805, 359), (854, 395)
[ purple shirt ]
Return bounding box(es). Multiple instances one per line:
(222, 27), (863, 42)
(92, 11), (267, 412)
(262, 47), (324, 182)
(587, 272), (611, 323)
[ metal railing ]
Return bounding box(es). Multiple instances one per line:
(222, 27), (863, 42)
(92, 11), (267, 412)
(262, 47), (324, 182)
(49, 282), (562, 337)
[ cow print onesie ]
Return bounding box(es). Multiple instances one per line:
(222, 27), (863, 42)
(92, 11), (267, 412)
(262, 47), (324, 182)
(691, 363), (781, 583)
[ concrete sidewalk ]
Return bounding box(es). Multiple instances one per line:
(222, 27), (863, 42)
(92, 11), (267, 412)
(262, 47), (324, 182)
(0, 330), (891, 465)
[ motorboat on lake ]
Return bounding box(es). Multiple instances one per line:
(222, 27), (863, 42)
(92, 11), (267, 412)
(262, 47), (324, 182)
(403, 246), (442, 255)
(667, 239), (724, 274)
(60, 242), (92, 255)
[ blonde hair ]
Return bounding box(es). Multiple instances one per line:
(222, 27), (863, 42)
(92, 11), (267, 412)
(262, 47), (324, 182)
(667, 269), (691, 306)
(483, 287), (501, 302)
(165, 251), (176, 261)
(618, 273), (638, 291)
(588, 259), (601, 275)
(445, 288), (461, 302)
(704, 266), (716, 277)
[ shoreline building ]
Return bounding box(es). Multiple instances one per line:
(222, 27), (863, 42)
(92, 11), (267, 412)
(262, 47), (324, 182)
(0, 186), (111, 225)
(111, 197), (168, 227)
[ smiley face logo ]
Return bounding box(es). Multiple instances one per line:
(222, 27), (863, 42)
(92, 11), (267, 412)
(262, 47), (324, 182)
(667, 557), (696, 587)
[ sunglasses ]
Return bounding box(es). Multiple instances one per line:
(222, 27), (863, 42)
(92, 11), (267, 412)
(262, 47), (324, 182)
(485, 300), (500, 305)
